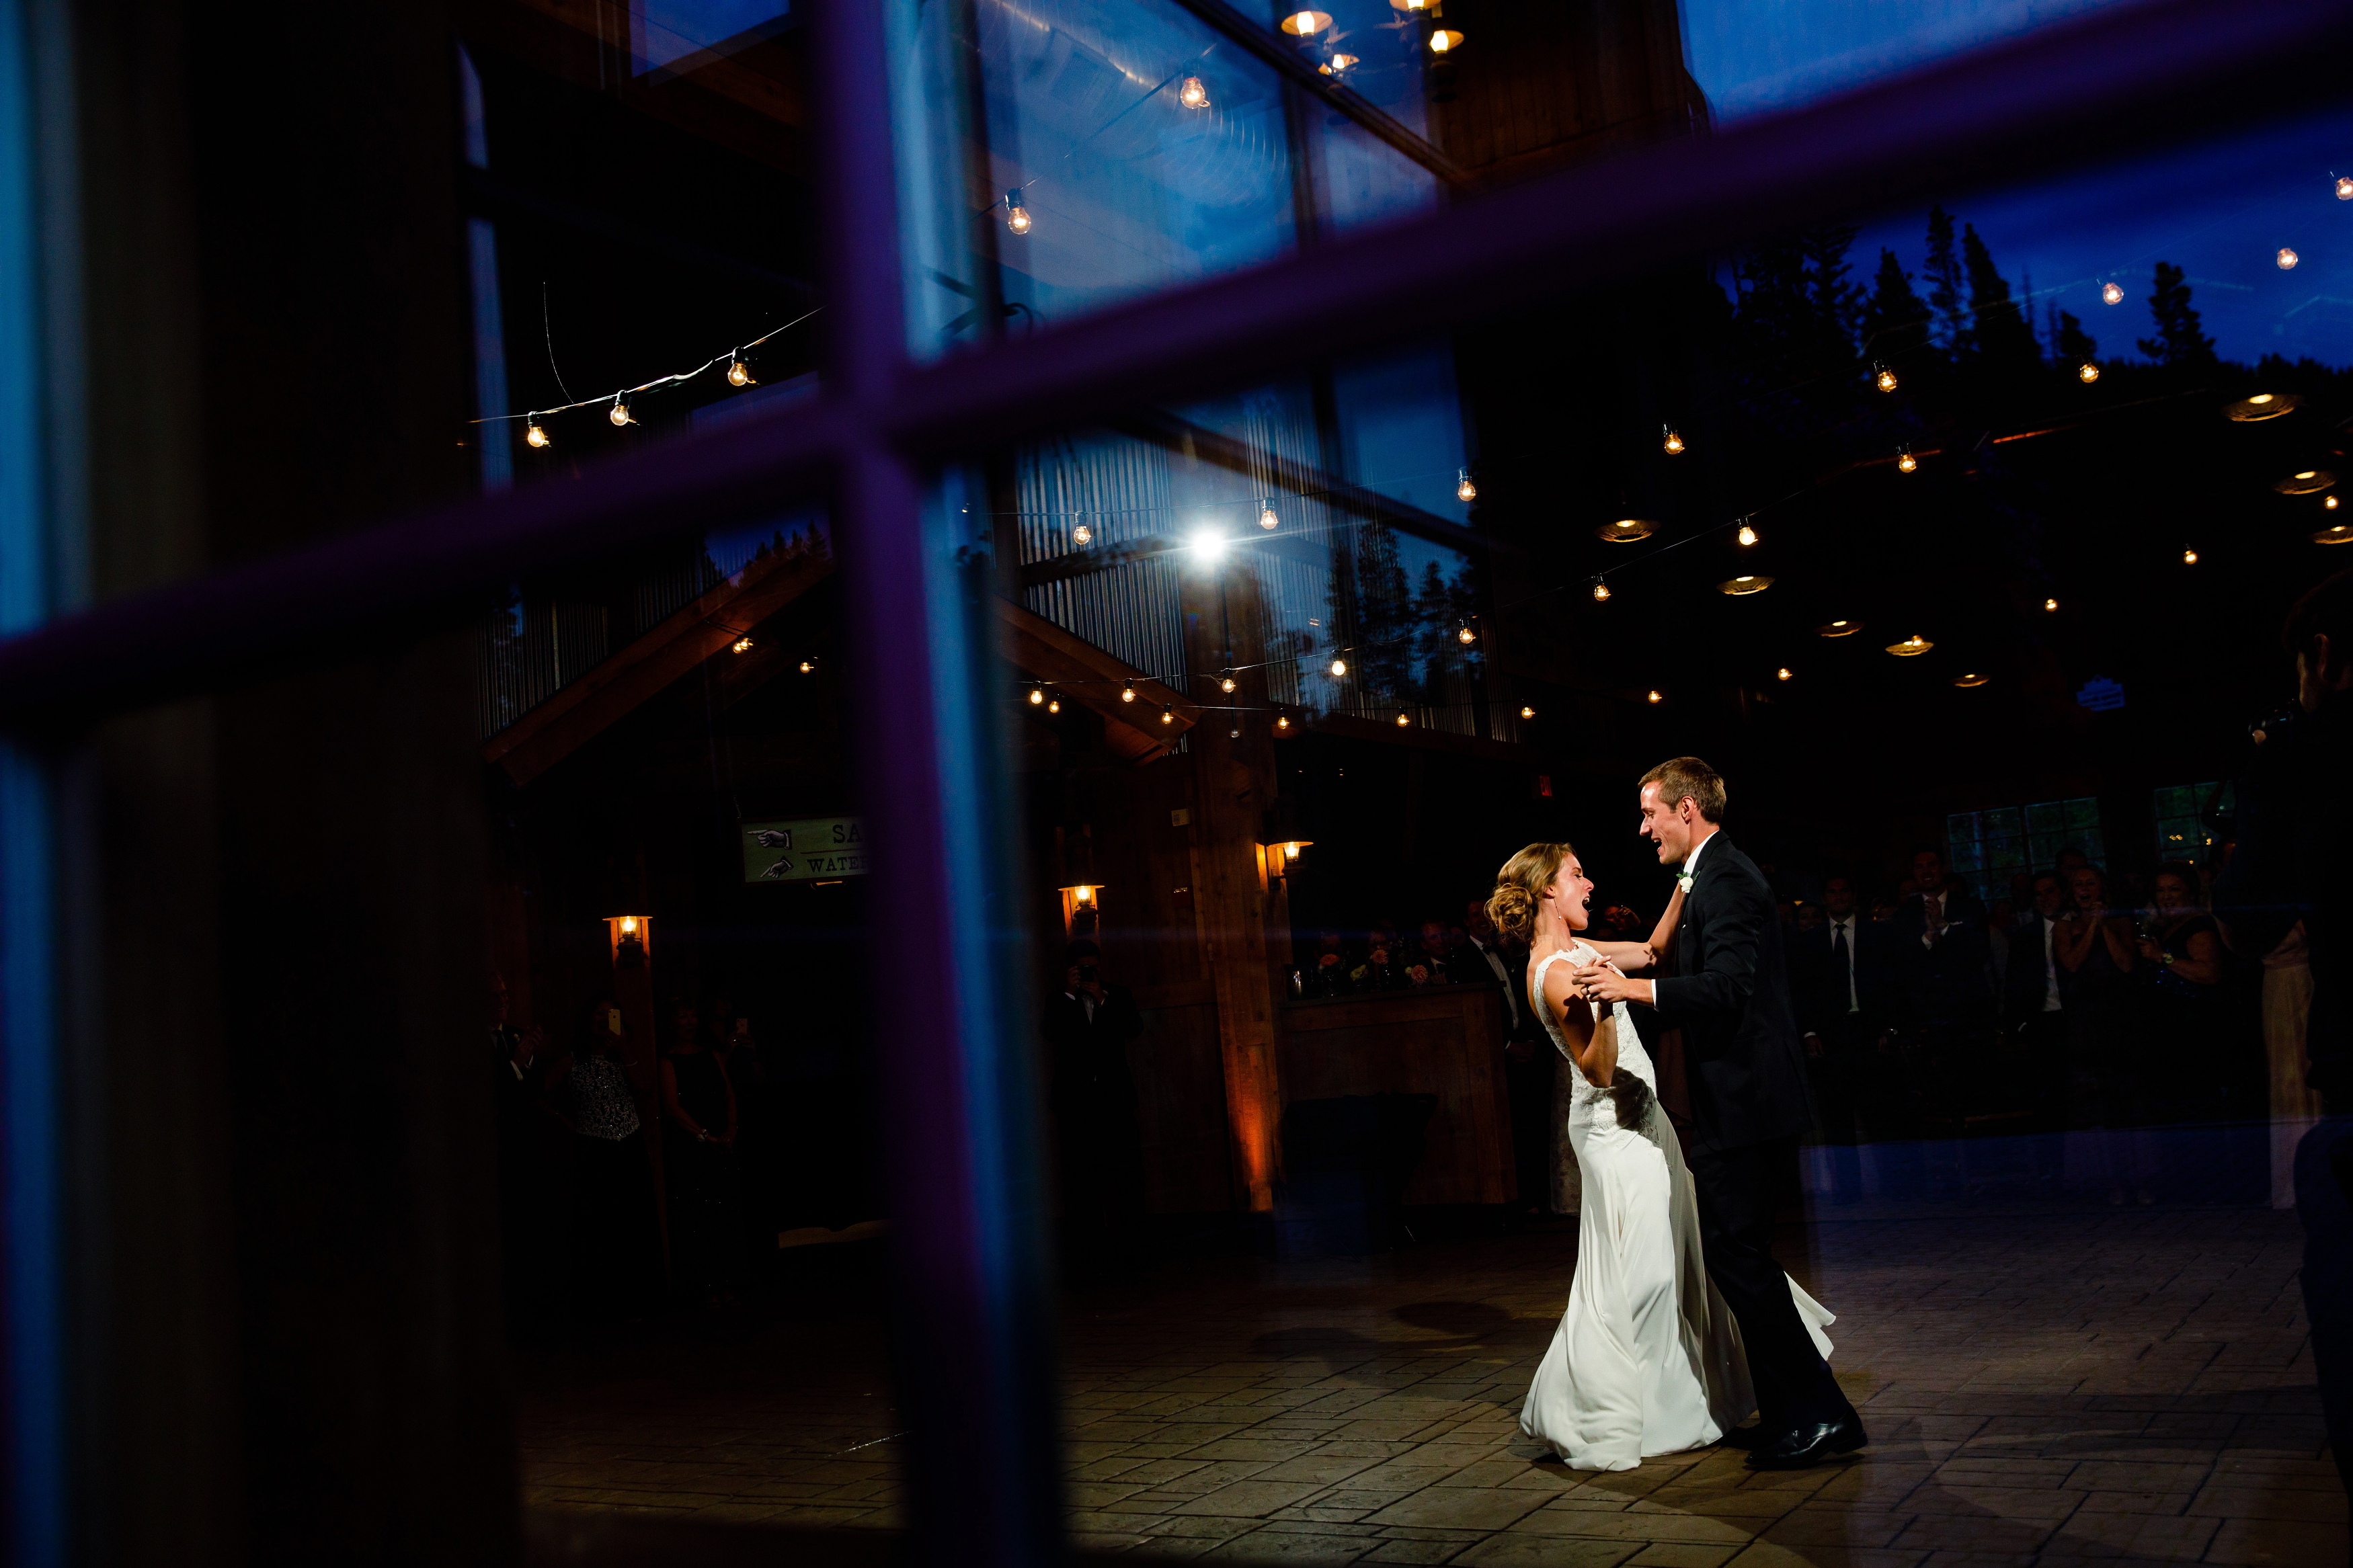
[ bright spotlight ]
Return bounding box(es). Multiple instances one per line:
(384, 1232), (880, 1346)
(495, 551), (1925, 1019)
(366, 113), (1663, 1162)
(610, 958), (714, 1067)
(1189, 529), (1228, 563)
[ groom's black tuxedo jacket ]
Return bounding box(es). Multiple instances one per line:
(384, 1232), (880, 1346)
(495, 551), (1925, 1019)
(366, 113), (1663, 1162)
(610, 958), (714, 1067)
(1650, 835), (1812, 1154)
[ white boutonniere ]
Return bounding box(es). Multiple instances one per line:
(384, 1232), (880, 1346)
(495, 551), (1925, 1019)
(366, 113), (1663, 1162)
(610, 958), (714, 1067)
(1677, 871), (1695, 894)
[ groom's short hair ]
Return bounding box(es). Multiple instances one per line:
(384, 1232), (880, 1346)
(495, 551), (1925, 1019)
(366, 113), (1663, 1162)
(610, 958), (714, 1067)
(1640, 756), (1726, 822)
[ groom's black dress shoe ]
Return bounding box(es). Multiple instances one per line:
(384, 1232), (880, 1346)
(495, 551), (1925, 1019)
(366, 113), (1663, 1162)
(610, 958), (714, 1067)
(1745, 1416), (1867, 1469)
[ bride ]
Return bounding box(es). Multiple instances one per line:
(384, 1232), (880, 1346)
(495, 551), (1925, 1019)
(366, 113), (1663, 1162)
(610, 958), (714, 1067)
(1488, 841), (1834, 1469)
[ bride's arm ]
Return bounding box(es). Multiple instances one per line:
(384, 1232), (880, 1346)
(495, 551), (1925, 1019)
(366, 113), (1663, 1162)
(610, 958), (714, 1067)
(1538, 960), (1617, 1085)
(1585, 884), (1685, 974)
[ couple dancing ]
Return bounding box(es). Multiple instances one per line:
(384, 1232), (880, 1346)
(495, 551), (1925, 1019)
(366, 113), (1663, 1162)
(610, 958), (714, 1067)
(1490, 757), (1866, 1472)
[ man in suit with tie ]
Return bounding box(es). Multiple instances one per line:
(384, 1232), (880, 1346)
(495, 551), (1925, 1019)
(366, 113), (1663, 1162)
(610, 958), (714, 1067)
(1793, 875), (1880, 1203)
(1574, 756), (1866, 1469)
(2002, 870), (2072, 1128)
(1457, 899), (1552, 1216)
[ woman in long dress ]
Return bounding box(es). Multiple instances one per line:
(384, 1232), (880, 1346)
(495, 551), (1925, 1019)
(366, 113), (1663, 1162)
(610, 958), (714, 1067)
(1488, 841), (1835, 1469)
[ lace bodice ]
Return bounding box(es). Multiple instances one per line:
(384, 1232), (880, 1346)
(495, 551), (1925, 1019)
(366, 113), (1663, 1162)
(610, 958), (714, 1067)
(1529, 944), (1659, 1113)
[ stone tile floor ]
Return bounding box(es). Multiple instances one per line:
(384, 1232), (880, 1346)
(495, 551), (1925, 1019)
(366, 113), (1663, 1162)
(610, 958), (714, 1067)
(518, 1200), (2344, 1565)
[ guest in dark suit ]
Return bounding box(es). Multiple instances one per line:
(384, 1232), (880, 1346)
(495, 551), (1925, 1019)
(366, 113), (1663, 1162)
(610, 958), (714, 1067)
(1045, 940), (1147, 1268)
(1886, 849), (1996, 1135)
(2003, 870), (2073, 1128)
(1574, 757), (1864, 1469)
(1458, 898), (1550, 1216)
(1792, 876), (1883, 1202)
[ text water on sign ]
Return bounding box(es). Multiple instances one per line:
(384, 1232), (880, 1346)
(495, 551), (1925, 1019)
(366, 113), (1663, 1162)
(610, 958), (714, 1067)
(742, 815), (867, 883)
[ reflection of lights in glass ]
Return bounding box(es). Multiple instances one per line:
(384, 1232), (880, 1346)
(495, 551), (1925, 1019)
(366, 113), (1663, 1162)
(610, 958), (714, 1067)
(2102, 281), (2124, 304)
(1428, 28), (1464, 51)
(1006, 190), (1031, 234)
(1874, 363), (1897, 393)
(1179, 76), (1209, 109)
(1279, 9), (1331, 34)
(1456, 468), (1476, 502)
(1737, 520), (1758, 546)
(1897, 447), (1918, 473)
(1326, 52), (1358, 72)
(2079, 361), (2100, 382)
(1662, 424), (1685, 455)
(2278, 247), (2300, 270)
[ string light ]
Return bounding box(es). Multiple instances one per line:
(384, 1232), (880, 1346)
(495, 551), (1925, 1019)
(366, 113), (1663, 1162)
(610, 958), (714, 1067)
(1455, 622), (1476, 644)
(1897, 447), (1918, 473)
(2044, 597), (2059, 612)
(1006, 190), (1031, 235)
(1646, 690), (1663, 704)
(1047, 694), (1062, 714)
(1161, 704), (1174, 725)
(1591, 577), (1611, 602)
(1737, 520), (1759, 546)
(2278, 247), (2300, 270)
(1029, 686), (1045, 705)
(1179, 76), (1209, 110)
(1429, 29), (1464, 52)
(2340, 175), (2353, 200)
(1887, 634), (1933, 657)
(1220, 671), (1237, 693)
(731, 636), (754, 654)
(1662, 424), (1685, 455)
(1396, 711), (1412, 726)
(727, 356), (756, 387)
(1776, 667), (1793, 682)
(1456, 468), (1477, 503)
(1121, 680), (1136, 702)
(1328, 658), (1347, 677)
(2102, 282), (2124, 304)
(2329, 496), (2342, 511)
(524, 418), (549, 448)
(1874, 362), (1898, 393)
(1275, 711), (1291, 731)
(608, 397), (634, 427)
(799, 659), (814, 673)
(1071, 520), (1094, 546)
(2078, 361), (2100, 383)
(1259, 501), (1279, 530)
(1519, 705), (1535, 718)
(2182, 548), (2199, 564)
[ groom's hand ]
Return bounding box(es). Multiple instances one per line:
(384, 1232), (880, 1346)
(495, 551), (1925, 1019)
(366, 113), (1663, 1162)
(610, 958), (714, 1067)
(1570, 962), (1650, 1007)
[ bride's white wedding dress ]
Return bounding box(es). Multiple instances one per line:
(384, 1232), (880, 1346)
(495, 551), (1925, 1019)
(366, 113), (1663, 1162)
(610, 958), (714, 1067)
(1518, 940), (1837, 1470)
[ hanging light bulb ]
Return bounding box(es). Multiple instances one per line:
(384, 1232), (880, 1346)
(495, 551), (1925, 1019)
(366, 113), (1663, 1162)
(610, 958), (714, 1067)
(799, 659), (814, 673)
(1456, 622), (1476, 645)
(2278, 247), (2300, 270)
(1396, 711), (1411, 727)
(1220, 671), (1237, 694)
(1275, 711), (1291, 731)
(1591, 577), (1611, 602)
(1519, 705), (1535, 718)
(1161, 704), (1175, 725)
(2079, 361), (2100, 383)
(1328, 657), (1347, 678)
(2182, 548), (2200, 565)
(1029, 686), (1045, 706)
(524, 417), (549, 448)
(608, 397), (634, 427)
(2339, 175), (2353, 200)
(1259, 501), (1279, 530)
(1737, 520), (1759, 547)
(731, 636), (754, 655)
(1646, 689), (1664, 705)
(1428, 28), (1464, 52)
(1179, 76), (1209, 110)
(1005, 190), (1031, 235)
(2329, 496), (2342, 511)
(1071, 519), (1094, 546)
(727, 356), (756, 387)
(1874, 363), (1898, 393)
(1662, 424), (1685, 456)
(1279, 9), (1331, 34)
(2102, 281), (2124, 305)
(1897, 447), (1918, 473)
(1456, 468), (1477, 503)
(2044, 597), (2059, 612)
(1776, 667), (1793, 682)
(1047, 694), (1062, 714)
(1121, 680), (1137, 703)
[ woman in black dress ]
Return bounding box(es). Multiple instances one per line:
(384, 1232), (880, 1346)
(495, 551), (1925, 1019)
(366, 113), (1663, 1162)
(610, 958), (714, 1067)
(2137, 862), (2227, 1128)
(2055, 865), (2153, 1204)
(658, 999), (744, 1305)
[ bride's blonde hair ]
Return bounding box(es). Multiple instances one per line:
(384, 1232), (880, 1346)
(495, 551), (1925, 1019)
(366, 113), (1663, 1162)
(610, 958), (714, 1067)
(1487, 841), (1576, 944)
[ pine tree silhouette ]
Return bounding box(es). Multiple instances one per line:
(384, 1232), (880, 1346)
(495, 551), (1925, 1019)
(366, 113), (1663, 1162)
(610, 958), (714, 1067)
(2054, 308), (2097, 366)
(1962, 224), (2038, 365)
(2137, 261), (2216, 368)
(1861, 247), (1929, 360)
(1922, 206), (1970, 354)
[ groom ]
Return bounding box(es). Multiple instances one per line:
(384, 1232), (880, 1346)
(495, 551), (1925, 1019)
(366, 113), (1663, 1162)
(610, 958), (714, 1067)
(1574, 756), (1867, 1469)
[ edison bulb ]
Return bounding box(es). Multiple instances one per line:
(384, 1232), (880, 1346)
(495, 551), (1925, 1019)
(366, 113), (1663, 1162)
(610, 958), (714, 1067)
(1161, 704), (1174, 725)
(1456, 625), (1476, 645)
(1897, 449), (1918, 473)
(1072, 521), (1094, 546)
(1121, 682), (1136, 703)
(1396, 712), (1411, 727)
(2079, 361), (2100, 383)
(1646, 690), (1663, 705)
(2102, 281), (2124, 305)
(1592, 579), (1611, 602)
(524, 420), (549, 448)
(1737, 522), (1758, 546)
(1275, 713), (1290, 731)
(799, 659), (814, 673)
(1029, 687), (1045, 706)
(731, 636), (754, 655)
(1519, 706), (1535, 718)
(1047, 696), (1061, 714)
(2182, 548), (2199, 565)
(1328, 658), (1347, 677)
(1006, 192), (1031, 235)
(1662, 425), (1685, 455)
(1259, 504), (1279, 530)
(608, 399), (633, 427)
(1220, 673), (1236, 694)
(2340, 175), (2353, 200)
(1428, 28), (1463, 52)
(727, 358), (755, 387)
(1179, 76), (1209, 109)
(2279, 247), (2300, 270)
(1456, 469), (1476, 503)
(2044, 597), (2059, 612)
(1874, 364), (1897, 393)
(2330, 496), (2342, 511)
(1776, 667), (1792, 682)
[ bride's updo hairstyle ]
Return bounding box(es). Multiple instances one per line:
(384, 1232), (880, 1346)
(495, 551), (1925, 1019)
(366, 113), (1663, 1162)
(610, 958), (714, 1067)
(1487, 841), (1576, 944)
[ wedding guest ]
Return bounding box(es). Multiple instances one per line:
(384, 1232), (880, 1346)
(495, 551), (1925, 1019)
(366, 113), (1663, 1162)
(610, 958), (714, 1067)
(556, 998), (660, 1320)
(2138, 861), (2226, 1127)
(1306, 931), (1351, 997)
(2002, 870), (2073, 1128)
(1046, 941), (1147, 1268)
(1792, 875), (1882, 1201)
(2055, 866), (2153, 1204)
(1886, 850), (1995, 1149)
(1355, 934), (1404, 991)
(1417, 921), (1453, 977)
(659, 999), (744, 1305)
